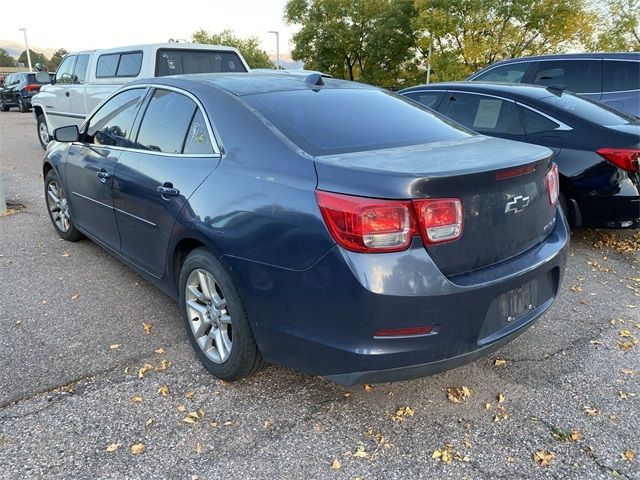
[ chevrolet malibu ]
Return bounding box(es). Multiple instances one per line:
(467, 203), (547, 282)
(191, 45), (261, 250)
(42, 73), (569, 385)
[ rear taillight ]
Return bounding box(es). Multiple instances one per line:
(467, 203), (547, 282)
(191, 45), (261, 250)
(545, 163), (559, 206)
(413, 198), (463, 244)
(316, 191), (463, 253)
(24, 84), (41, 92)
(597, 148), (640, 172)
(316, 191), (416, 253)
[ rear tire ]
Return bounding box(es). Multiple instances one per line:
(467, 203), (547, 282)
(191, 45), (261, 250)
(179, 248), (265, 382)
(37, 114), (51, 149)
(559, 193), (572, 226)
(17, 97), (28, 113)
(44, 169), (84, 242)
(0, 98), (9, 112)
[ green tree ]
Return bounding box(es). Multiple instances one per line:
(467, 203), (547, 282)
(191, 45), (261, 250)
(48, 48), (69, 70)
(285, 0), (417, 87)
(192, 29), (274, 68)
(592, 0), (639, 51)
(17, 49), (49, 68)
(0, 48), (15, 67)
(414, 0), (597, 81)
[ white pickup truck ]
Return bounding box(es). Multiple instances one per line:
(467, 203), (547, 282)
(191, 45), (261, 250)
(33, 43), (250, 148)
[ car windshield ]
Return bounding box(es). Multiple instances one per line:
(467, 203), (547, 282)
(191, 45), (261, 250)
(245, 88), (473, 156)
(540, 92), (639, 125)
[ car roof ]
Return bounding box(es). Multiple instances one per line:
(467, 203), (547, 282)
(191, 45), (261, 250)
(129, 72), (371, 96)
(399, 81), (559, 100)
(482, 52), (640, 64)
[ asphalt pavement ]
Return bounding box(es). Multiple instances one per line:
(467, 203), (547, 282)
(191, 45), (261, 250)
(0, 110), (638, 479)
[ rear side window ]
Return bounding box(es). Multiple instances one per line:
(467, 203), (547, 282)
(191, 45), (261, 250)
(73, 54), (90, 84)
(473, 62), (530, 83)
(245, 89), (471, 156)
(96, 52), (142, 78)
(183, 109), (214, 155)
(603, 60), (640, 92)
(135, 89), (196, 153)
(519, 107), (560, 134)
(540, 92), (637, 126)
(55, 55), (76, 84)
(442, 93), (524, 135)
(402, 91), (443, 109)
(155, 49), (248, 76)
(85, 88), (145, 147)
(532, 60), (601, 93)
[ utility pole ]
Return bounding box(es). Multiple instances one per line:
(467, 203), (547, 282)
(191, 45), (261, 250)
(268, 30), (280, 70)
(426, 37), (432, 84)
(19, 27), (32, 71)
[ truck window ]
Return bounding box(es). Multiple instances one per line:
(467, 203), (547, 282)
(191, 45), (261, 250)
(96, 51), (143, 78)
(73, 54), (90, 84)
(155, 49), (248, 76)
(55, 55), (77, 84)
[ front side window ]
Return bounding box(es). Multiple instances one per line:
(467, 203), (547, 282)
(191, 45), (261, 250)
(603, 60), (640, 92)
(73, 54), (90, 84)
(55, 55), (76, 84)
(135, 89), (196, 153)
(442, 93), (524, 135)
(532, 60), (601, 93)
(473, 62), (530, 83)
(85, 88), (145, 147)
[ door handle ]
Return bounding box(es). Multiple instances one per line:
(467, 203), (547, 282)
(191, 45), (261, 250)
(97, 170), (111, 183)
(157, 184), (180, 197)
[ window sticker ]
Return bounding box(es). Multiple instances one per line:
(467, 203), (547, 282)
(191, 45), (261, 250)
(473, 99), (502, 129)
(228, 61), (236, 71)
(191, 122), (206, 144)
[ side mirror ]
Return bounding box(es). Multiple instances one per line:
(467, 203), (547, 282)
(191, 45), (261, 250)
(53, 125), (80, 143)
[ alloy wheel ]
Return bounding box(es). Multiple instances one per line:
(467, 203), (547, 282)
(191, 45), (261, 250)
(185, 269), (233, 363)
(46, 180), (70, 233)
(39, 121), (49, 146)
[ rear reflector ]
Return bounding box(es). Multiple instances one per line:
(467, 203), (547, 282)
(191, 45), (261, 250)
(545, 163), (559, 206)
(597, 147), (640, 172)
(496, 164), (536, 180)
(413, 198), (463, 244)
(316, 191), (415, 253)
(374, 326), (433, 337)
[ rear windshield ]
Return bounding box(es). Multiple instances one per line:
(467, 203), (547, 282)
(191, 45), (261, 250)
(244, 89), (472, 156)
(540, 92), (638, 126)
(27, 72), (51, 84)
(155, 49), (247, 76)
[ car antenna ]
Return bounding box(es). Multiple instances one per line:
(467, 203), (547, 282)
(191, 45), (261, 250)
(546, 84), (566, 96)
(305, 73), (325, 87)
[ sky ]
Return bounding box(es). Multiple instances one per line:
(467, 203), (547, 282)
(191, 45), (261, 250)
(0, 0), (296, 55)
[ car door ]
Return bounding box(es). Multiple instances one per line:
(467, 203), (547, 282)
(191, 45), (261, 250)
(64, 87), (147, 250)
(113, 88), (220, 278)
(0, 74), (13, 104)
(439, 92), (527, 143)
(68, 53), (90, 118)
(531, 59), (602, 102)
(46, 55), (78, 130)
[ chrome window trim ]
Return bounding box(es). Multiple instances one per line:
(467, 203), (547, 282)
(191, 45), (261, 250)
(81, 83), (222, 157)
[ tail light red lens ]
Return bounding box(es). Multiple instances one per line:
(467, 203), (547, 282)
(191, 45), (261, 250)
(413, 198), (463, 244)
(545, 163), (559, 206)
(597, 148), (640, 172)
(316, 191), (416, 252)
(374, 326), (434, 337)
(24, 84), (41, 92)
(316, 191), (464, 253)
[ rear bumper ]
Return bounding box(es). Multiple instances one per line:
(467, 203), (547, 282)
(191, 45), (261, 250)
(226, 209), (570, 384)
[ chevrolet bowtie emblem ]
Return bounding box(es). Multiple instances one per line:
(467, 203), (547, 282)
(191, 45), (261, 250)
(505, 195), (530, 214)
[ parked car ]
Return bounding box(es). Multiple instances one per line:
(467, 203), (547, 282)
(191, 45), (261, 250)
(0, 72), (51, 112)
(467, 53), (640, 117)
(42, 73), (568, 385)
(32, 43), (250, 149)
(399, 82), (640, 229)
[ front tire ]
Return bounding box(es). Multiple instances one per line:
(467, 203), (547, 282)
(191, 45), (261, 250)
(0, 98), (9, 112)
(17, 96), (29, 113)
(44, 169), (83, 242)
(37, 114), (51, 149)
(179, 248), (264, 382)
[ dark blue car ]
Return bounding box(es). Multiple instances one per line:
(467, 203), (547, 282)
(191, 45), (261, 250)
(400, 82), (640, 229)
(43, 73), (569, 385)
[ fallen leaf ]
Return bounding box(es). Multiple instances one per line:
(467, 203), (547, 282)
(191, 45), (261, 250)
(195, 442), (203, 454)
(177, 405), (187, 412)
(71, 294), (80, 300)
(331, 458), (341, 469)
(264, 420), (273, 429)
(533, 450), (555, 466)
(106, 443), (121, 452)
(390, 406), (415, 422)
(185, 391), (195, 399)
(146, 418), (153, 428)
(364, 384), (374, 392)
(130, 395), (143, 404)
(622, 450), (635, 462)
(154, 347), (165, 354)
(353, 445), (369, 458)
(62, 251), (70, 257)
(620, 330), (634, 338)
(223, 421), (234, 426)
(584, 406), (599, 417)
(447, 386), (472, 404)
(571, 285), (583, 293)
(130, 443), (145, 455)
(210, 421), (218, 428)
(138, 363), (153, 378)
(497, 393), (505, 403)
(183, 417), (196, 424)
(158, 385), (170, 397)
(109, 344), (121, 350)
(142, 323), (153, 334)
(156, 360), (171, 371)
(493, 358), (507, 366)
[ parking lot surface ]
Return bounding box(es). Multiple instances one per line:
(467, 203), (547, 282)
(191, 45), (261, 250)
(0, 111), (638, 479)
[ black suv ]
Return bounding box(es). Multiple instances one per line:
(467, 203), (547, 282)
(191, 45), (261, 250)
(0, 72), (51, 112)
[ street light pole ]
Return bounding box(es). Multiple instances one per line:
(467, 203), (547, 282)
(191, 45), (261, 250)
(268, 30), (280, 70)
(19, 27), (32, 72)
(426, 37), (432, 84)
